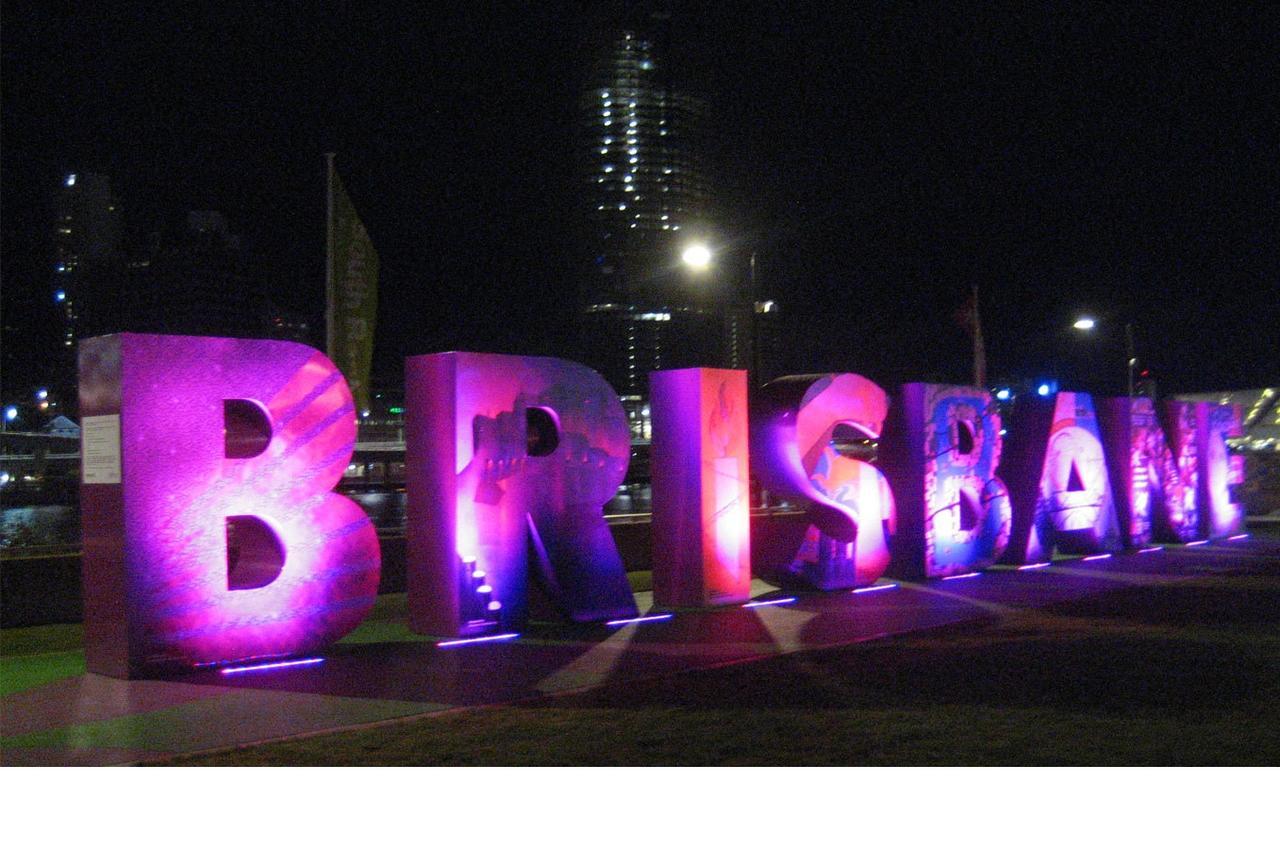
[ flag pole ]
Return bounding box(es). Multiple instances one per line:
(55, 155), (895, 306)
(324, 152), (336, 361)
(972, 283), (987, 389)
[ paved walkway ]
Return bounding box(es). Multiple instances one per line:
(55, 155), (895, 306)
(2, 533), (1275, 765)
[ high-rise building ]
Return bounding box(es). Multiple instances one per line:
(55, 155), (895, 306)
(121, 211), (309, 344)
(577, 26), (729, 437)
(51, 172), (122, 352)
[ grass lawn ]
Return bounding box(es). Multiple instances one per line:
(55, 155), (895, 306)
(163, 569), (1280, 766)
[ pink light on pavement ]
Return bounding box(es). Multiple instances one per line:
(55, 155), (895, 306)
(1139, 546), (1163, 554)
(1017, 562), (1051, 570)
(1081, 554), (1113, 562)
(1227, 534), (1249, 541)
(436, 633), (520, 648)
(940, 572), (981, 581)
(219, 657), (325, 675)
(1185, 540), (1209, 546)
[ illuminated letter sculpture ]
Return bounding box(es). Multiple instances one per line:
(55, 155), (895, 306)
(405, 352), (637, 637)
(751, 374), (897, 590)
(1198, 402), (1245, 538)
(650, 368), (751, 606)
(78, 334), (381, 678)
(881, 384), (1011, 577)
(1000, 392), (1121, 563)
(1098, 397), (1198, 546)
(1158, 400), (1202, 542)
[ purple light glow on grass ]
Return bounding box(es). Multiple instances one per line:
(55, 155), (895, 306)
(1081, 554), (1113, 562)
(436, 633), (520, 648)
(1017, 562), (1051, 570)
(852, 583), (899, 594)
(940, 572), (981, 581)
(743, 597), (797, 608)
(606, 613), (674, 626)
(220, 657), (324, 675)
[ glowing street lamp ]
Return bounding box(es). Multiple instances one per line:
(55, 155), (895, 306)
(680, 243), (712, 271)
(1072, 316), (1097, 331)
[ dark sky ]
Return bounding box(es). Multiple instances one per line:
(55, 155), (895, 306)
(4, 1), (1277, 399)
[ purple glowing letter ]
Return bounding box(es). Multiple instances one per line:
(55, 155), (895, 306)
(78, 334), (381, 678)
(999, 391), (1121, 563)
(1098, 396), (1199, 546)
(1198, 402), (1245, 539)
(751, 374), (897, 590)
(650, 368), (751, 607)
(1158, 400), (1202, 541)
(880, 384), (1011, 578)
(405, 352), (637, 637)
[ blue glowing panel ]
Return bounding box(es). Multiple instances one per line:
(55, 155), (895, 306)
(882, 384), (1011, 578)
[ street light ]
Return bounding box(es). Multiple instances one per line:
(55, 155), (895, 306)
(680, 243), (712, 271)
(1072, 315), (1137, 398)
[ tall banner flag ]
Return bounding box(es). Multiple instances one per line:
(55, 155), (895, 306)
(326, 154), (378, 415)
(953, 285), (987, 390)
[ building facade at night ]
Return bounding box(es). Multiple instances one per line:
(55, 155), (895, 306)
(577, 27), (729, 437)
(51, 172), (122, 354)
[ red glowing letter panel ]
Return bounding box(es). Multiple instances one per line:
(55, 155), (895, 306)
(881, 384), (1011, 578)
(650, 368), (751, 607)
(751, 374), (897, 590)
(405, 352), (637, 637)
(78, 334), (381, 678)
(999, 392), (1121, 563)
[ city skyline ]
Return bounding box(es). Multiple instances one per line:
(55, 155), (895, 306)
(3, 3), (1277, 401)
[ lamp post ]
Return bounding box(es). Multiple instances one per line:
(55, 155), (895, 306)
(680, 241), (767, 386)
(1073, 316), (1136, 398)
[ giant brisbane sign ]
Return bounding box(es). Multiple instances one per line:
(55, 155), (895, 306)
(79, 334), (1245, 677)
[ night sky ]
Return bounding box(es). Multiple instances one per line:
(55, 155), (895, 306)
(4, 1), (1277, 400)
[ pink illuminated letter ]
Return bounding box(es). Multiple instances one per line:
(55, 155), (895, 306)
(405, 352), (637, 637)
(1000, 391), (1121, 563)
(650, 368), (751, 606)
(1198, 402), (1245, 539)
(79, 334), (380, 678)
(1098, 397), (1199, 546)
(1158, 400), (1202, 541)
(752, 374), (897, 590)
